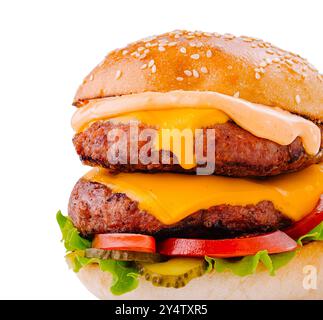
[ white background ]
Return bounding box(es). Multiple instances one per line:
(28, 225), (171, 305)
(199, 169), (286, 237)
(0, 0), (322, 299)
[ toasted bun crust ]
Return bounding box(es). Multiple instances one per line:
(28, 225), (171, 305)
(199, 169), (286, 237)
(77, 241), (323, 300)
(74, 30), (323, 121)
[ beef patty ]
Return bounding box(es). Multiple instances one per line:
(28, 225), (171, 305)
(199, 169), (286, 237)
(68, 178), (292, 239)
(73, 121), (323, 177)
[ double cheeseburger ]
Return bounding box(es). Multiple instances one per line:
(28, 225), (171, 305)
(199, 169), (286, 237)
(58, 30), (323, 300)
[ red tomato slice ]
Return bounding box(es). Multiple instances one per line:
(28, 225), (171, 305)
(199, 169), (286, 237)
(92, 233), (156, 253)
(284, 195), (323, 240)
(157, 231), (297, 258)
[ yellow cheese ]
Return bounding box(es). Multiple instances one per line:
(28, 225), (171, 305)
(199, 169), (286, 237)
(84, 164), (323, 225)
(108, 108), (229, 169)
(108, 108), (229, 130)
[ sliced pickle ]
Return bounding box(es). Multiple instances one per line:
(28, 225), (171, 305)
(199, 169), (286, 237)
(85, 248), (165, 263)
(137, 258), (207, 288)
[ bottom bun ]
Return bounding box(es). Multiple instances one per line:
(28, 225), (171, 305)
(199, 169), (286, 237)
(77, 242), (323, 300)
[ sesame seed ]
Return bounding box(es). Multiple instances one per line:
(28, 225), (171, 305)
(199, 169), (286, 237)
(184, 70), (193, 77)
(143, 36), (157, 43)
(251, 44), (257, 48)
(224, 34), (235, 40)
(189, 42), (196, 47)
(266, 49), (275, 55)
(176, 77), (184, 81)
(148, 59), (155, 68)
(185, 35), (195, 39)
(265, 58), (272, 64)
(158, 39), (168, 44)
(233, 92), (240, 98)
(200, 67), (208, 74)
(168, 41), (177, 47)
(139, 54), (146, 60)
(308, 64), (318, 72)
(295, 95), (301, 104)
(259, 61), (267, 68)
(213, 33), (221, 38)
(273, 58), (280, 63)
(285, 60), (294, 66)
(89, 74), (94, 81)
(242, 37), (253, 42)
(137, 47), (145, 52)
(115, 70), (122, 80)
(192, 69), (199, 78)
(180, 47), (187, 54)
(158, 46), (166, 52)
(122, 50), (129, 55)
(191, 54), (200, 60)
(151, 65), (157, 73)
(255, 73), (261, 80)
(174, 34), (180, 39)
(203, 32), (212, 37)
(206, 50), (212, 58)
(144, 49), (150, 54)
(140, 64), (147, 70)
(149, 43), (158, 47)
(196, 41), (203, 48)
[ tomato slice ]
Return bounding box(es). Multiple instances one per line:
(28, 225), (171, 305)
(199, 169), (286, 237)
(284, 195), (323, 240)
(157, 231), (297, 258)
(92, 233), (156, 253)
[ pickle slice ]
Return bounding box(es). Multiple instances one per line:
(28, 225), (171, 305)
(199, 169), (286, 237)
(137, 258), (207, 288)
(85, 248), (165, 263)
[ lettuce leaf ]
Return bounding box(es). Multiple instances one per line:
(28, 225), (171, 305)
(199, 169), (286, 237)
(67, 252), (139, 295)
(205, 250), (296, 276)
(56, 210), (91, 251)
(57, 211), (139, 295)
(298, 222), (323, 245)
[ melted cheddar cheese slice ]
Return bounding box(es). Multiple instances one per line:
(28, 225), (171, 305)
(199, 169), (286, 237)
(84, 164), (323, 225)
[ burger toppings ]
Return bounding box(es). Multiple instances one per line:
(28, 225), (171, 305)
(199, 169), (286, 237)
(57, 210), (323, 295)
(85, 249), (164, 263)
(157, 231), (297, 258)
(137, 258), (207, 289)
(92, 233), (156, 253)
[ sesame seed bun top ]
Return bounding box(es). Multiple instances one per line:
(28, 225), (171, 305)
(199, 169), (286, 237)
(73, 30), (323, 121)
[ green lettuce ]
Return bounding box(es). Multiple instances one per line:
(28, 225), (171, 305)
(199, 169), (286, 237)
(205, 250), (296, 276)
(298, 222), (323, 245)
(57, 211), (139, 295)
(56, 211), (91, 251)
(67, 252), (139, 296)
